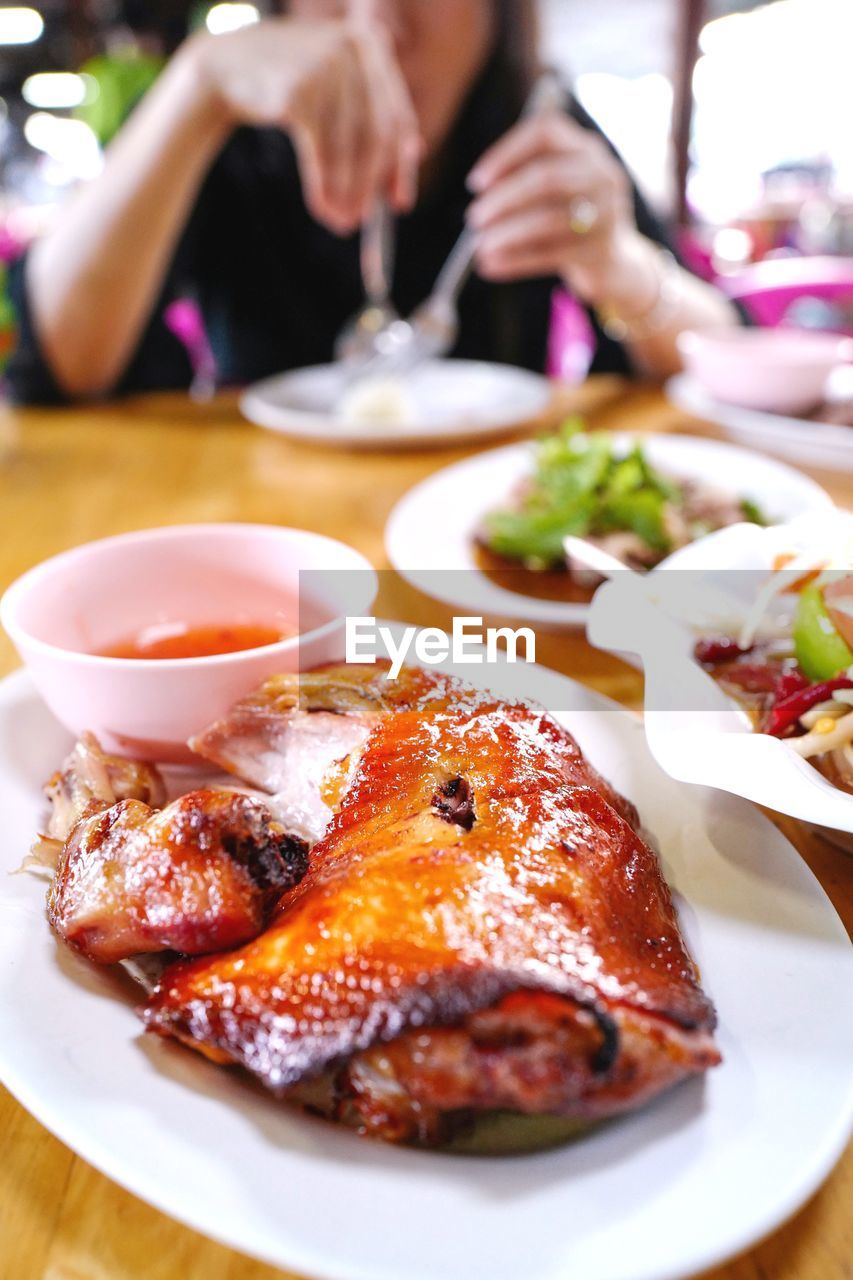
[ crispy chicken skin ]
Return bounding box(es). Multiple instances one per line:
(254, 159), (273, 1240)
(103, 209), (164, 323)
(42, 732), (167, 845)
(145, 667), (719, 1144)
(190, 665), (641, 840)
(44, 739), (308, 964)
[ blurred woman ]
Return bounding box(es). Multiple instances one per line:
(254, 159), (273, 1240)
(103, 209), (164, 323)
(7, 0), (739, 402)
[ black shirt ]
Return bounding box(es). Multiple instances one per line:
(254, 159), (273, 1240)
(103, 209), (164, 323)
(6, 57), (677, 405)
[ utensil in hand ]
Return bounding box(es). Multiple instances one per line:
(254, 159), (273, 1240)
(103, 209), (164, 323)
(335, 199), (405, 364)
(365, 226), (477, 377)
(347, 70), (566, 383)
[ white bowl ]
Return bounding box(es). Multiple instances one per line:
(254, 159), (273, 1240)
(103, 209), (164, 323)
(677, 326), (853, 415)
(0, 524), (377, 762)
(586, 510), (853, 834)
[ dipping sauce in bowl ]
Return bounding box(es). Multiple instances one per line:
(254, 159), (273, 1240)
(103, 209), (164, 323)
(99, 621), (294, 661)
(0, 523), (377, 762)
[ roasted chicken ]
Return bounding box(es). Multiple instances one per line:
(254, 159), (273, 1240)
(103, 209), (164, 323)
(43, 735), (308, 964)
(143, 666), (720, 1145)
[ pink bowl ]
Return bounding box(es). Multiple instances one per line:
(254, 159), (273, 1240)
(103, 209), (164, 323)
(677, 327), (853, 415)
(0, 524), (377, 762)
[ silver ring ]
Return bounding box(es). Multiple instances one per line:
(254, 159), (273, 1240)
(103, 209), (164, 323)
(567, 196), (599, 236)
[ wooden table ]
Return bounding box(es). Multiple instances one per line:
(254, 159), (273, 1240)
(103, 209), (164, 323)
(0, 377), (850, 1280)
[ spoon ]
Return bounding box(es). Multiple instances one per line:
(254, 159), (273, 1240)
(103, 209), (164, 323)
(334, 199), (404, 365)
(564, 533), (764, 636)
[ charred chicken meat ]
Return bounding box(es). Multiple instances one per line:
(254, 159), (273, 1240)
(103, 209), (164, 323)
(42, 734), (307, 964)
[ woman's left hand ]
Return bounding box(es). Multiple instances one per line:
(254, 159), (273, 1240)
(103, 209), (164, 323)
(466, 111), (643, 305)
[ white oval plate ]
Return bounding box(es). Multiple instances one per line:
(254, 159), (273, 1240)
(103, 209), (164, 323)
(0, 659), (851, 1280)
(385, 432), (833, 629)
(667, 372), (853, 472)
(240, 359), (554, 449)
(586, 510), (853, 832)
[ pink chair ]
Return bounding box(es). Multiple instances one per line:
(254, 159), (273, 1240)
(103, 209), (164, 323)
(164, 298), (217, 398)
(547, 288), (596, 384)
(721, 255), (853, 333)
(676, 228), (716, 283)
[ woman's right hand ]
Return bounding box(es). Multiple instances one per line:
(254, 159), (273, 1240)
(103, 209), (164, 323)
(186, 16), (421, 234)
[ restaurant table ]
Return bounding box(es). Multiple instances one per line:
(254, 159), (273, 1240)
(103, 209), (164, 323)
(0, 376), (850, 1280)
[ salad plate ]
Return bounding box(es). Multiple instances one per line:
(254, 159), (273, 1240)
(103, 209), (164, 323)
(587, 510), (853, 833)
(667, 372), (853, 472)
(385, 431), (832, 629)
(1, 650), (852, 1280)
(240, 359), (555, 448)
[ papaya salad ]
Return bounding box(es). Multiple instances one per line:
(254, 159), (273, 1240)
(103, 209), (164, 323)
(696, 558), (853, 792)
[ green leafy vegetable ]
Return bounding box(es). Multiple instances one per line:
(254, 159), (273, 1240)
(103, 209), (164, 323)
(481, 420), (764, 570)
(599, 490), (669, 552)
(740, 498), (766, 526)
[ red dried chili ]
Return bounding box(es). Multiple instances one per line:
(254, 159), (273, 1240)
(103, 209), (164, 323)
(764, 677), (853, 737)
(694, 636), (753, 665)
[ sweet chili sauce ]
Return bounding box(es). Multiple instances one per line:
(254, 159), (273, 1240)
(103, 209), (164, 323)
(98, 621), (293, 660)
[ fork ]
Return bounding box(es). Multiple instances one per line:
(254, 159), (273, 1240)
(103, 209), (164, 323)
(346, 70), (566, 383)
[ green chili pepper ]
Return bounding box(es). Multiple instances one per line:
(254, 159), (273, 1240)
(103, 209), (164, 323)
(793, 581), (853, 681)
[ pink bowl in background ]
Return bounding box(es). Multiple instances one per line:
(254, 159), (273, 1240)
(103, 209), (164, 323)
(0, 524), (377, 762)
(677, 327), (853, 415)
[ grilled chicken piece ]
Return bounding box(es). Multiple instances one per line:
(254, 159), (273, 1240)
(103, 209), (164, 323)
(49, 787), (308, 964)
(145, 666), (719, 1145)
(189, 667), (392, 843)
(30, 733), (168, 872)
(313, 992), (714, 1144)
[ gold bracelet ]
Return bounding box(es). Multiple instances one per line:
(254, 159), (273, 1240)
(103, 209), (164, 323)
(598, 248), (682, 342)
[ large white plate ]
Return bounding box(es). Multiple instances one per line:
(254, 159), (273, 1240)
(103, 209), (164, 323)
(667, 372), (853, 472)
(1, 660), (852, 1280)
(240, 359), (554, 449)
(385, 432), (833, 629)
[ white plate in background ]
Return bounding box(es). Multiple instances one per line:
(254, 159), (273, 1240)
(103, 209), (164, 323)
(385, 432), (833, 629)
(240, 359), (554, 449)
(0, 656), (851, 1280)
(667, 372), (853, 472)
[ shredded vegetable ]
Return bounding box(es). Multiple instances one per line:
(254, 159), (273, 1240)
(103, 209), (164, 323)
(696, 564), (853, 792)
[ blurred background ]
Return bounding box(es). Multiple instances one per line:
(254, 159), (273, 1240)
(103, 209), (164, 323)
(0, 0), (850, 371)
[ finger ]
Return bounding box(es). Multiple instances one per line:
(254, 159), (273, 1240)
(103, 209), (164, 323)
(349, 0), (382, 21)
(290, 121), (330, 227)
(468, 155), (590, 230)
(326, 57), (372, 229)
(467, 113), (587, 192)
(476, 204), (579, 261)
(358, 46), (403, 206)
(477, 239), (568, 283)
(388, 87), (422, 212)
(294, 97), (359, 235)
(358, 27), (421, 212)
(349, 121), (391, 228)
(326, 40), (393, 233)
(315, 124), (357, 232)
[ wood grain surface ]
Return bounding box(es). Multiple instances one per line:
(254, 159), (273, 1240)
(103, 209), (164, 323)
(0, 377), (849, 1280)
